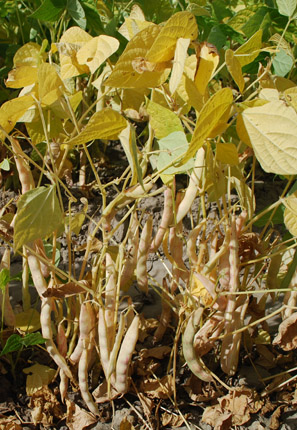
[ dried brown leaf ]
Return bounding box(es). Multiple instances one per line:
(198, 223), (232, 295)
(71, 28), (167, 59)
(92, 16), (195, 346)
(42, 281), (89, 298)
(273, 312), (297, 351)
(203, 388), (263, 428)
(0, 416), (22, 430)
(141, 345), (171, 359)
(65, 399), (97, 430)
(270, 405), (285, 430)
(29, 386), (63, 426)
(202, 405), (232, 430)
(139, 375), (174, 399)
(161, 411), (186, 427)
(92, 380), (120, 403)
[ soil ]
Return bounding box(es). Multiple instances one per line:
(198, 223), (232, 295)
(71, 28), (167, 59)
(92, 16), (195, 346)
(0, 142), (297, 430)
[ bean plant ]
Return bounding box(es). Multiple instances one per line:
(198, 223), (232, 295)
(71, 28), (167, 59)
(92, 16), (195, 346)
(0, 0), (297, 428)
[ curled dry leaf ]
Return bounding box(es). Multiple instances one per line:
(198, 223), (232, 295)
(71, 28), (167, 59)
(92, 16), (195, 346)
(161, 411), (187, 428)
(28, 386), (63, 426)
(203, 387), (263, 428)
(0, 416), (22, 430)
(65, 399), (97, 430)
(273, 312), (297, 351)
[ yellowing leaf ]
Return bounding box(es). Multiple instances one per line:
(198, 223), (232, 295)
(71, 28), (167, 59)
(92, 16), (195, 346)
(104, 25), (170, 89)
(234, 29), (262, 67)
(15, 309), (41, 333)
(242, 100), (297, 175)
(225, 49), (245, 93)
(169, 38), (190, 95)
(181, 88), (233, 164)
(14, 185), (64, 251)
(146, 99), (183, 139)
(118, 5), (152, 41)
(284, 86), (297, 111)
(216, 143), (239, 165)
(77, 35), (119, 74)
(194, 42), (219, 95)
(122, 87), (149, 111)
(38, 63), (64, 105)
(23, 364), (56, 395)
(62, 108), (127, 148)
(284, 192), (297, 236)
(0, 95), (34, 139)
(13, 42), (45, 67)
(146, 11), (198, 63)
(6, 66), (38, 88)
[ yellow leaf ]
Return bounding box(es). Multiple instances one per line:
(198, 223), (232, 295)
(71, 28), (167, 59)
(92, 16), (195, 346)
(146, 99), (183, 139)
(194, 42), (219, 95)
(6, 66), (38, 88)
(216, 143), (239, 165)
(59, 47), (90, 80)
(169, 38), (190, 95)
(23, 364), (56, 395)
(13, 42), (45, 67)
(77, 35), (119, 74)
(242, 100), (297, 175)
(284, 192), (297, 236)
(38, 63), (64, 105)
(146, 11), (198, 63)
(234, 29), (262, 67)
(118, 4), (152, 40)
(0, 95), (34, 139)
(57, 26), (92, 79)
(176, 55), (203, 112)
(181, 88), (233, 164)
(191, 274), (213, 306)
(62, 108), (127, 148)
(15, 309), (41, 333)
(236, 113), (252, 147)
(104, 25), (170, 89)
(60, 26), (92, 44)
(225, 49), (245, 93)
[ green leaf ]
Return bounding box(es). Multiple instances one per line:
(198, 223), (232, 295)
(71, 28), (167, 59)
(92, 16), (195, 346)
(207, 25), (227, 51)
(242, 8), (268, 38)
(0, 268), (10, 292)
(156, 131), (195, 175)
(254, 205), (284, 227)
(67, 0), (87, 29)
(30, 0), (65, 22)
(80, 0), (103, 34)
(272, 49), (294, 77)
(22, 332), (46, 347)
(0, 159), (10, 171)
(0, 332), (46, 356)
(276, 0), (297, 17)
(1, 334), (23, 355)
(14, 185), (64, 251)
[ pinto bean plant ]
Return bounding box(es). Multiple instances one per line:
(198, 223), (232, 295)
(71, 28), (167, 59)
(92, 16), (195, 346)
(0, 1), (297, 424)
